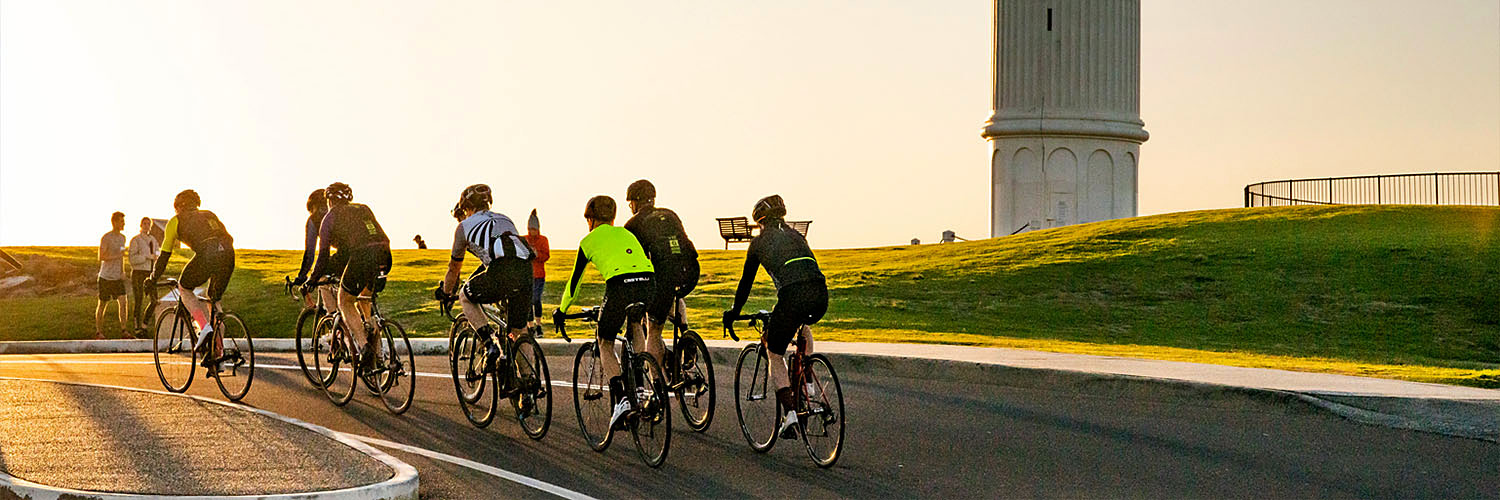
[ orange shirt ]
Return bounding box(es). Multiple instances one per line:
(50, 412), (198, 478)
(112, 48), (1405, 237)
(525, 233), (550, 278)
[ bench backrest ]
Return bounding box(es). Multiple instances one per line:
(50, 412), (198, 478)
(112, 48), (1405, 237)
(717, 217), (755, 249)
(786, 220), (812, 237)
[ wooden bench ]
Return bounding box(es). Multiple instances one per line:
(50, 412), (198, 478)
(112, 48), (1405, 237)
(786, 220), (812, 237)
(717, 217), (756, 249)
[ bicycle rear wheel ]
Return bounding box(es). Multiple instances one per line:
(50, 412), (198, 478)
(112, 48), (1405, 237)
(319, 320), (356, 406)
(734, 344), (777, 452)
(512, 335), (551, 440)
(378, 319), (416, 415)
(450, 328), (497, 426)
(294, 307), (323, 386)
(674, 330), (715, 432)
(213, 312), (254, 402)
(800, 354), (845, 468)
(631, 355), (672, 468)
(309, 316), (338, 388)
(572, 342), (612, 451)
(153, 307), (196, 393)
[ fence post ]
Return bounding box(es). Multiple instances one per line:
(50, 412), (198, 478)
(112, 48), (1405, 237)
(1377, 176), (1382, 204)
(1434, 173), (1440, 205)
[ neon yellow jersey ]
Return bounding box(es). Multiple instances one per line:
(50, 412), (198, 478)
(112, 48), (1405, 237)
(558, 224), (654, 312)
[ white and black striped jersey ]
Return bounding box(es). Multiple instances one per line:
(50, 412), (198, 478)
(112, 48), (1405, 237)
(451, 210), (532, 265)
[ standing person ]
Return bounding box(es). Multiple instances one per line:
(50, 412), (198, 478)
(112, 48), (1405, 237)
(623, 180), (700, 342)
(722, 195), (827, 439)
(96, 212), (130, 339)
(306, 182), (392, 371)
(552, 195), (658, 429)
(524, 209), (550, 337)
(127, 217), (160, 332)
(435, 184), (534, 367)
(149, 190), (236, 370)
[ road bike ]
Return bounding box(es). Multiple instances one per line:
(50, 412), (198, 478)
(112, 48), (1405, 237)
(727, 310), (845, 468)
(285, 275), (338, 387)
(438, 287), (552, 439)
(311, 282), (415, 414)
(151, 278), (255, 402)
(663, 297), (716, 432)
(558, 304), (671, 467)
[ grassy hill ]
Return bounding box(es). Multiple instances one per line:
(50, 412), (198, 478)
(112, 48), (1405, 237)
(4, 205), (1499, 386)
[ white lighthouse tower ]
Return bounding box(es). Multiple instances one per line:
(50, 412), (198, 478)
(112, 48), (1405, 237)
(983, 0), (1148, 236)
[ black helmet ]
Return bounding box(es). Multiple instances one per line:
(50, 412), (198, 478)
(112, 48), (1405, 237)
(173, 189), (201, 212)
(626, 179), (655, 202)
(583, 195), (616, 222)
(306, 189), (326, 213)
(752, 195), (786, 223)
(326, 182), (353, 204)
(453, 184), (491, 220)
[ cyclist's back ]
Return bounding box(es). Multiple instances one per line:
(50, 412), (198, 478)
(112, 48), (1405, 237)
(314, 201), (392, 295)
(728, 195), (827, 355)
(153, 204), (236, 301)
(451, 206), (534, 329)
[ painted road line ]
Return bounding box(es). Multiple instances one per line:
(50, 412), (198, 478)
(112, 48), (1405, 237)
(341, 434), (597, 500)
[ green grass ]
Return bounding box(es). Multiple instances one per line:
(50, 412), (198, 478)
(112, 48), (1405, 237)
(5, 205), (1500, 387)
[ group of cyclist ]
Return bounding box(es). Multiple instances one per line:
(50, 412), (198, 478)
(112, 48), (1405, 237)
(148, 178), (829, 448)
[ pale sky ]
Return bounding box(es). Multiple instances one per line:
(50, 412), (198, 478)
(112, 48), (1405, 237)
(2, 0), (1497, 249)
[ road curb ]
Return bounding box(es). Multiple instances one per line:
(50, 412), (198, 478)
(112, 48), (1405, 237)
(0, 376), (419, 500)
(5, 338), (1496, 444)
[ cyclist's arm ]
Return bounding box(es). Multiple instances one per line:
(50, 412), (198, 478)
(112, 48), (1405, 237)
(442, 224), (466, 294)
(730, 250), (760, 313)
(307, 211), (335, 281)
(150, 217), (180, 279)
(296, 215), (319, 280)
(557, 250), (588, 313)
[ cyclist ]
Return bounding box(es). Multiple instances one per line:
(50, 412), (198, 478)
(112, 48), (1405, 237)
(149, 189), (236, 371)
(306, 182), (392, 372)
(722, 194), (827, 438)
(552, 195), (657, 429)
(291, 189), (340, 312)
(435, 184), (534, 370)
(622, 180), (699, 353)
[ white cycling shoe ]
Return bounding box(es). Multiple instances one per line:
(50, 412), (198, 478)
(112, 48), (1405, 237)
(778, 410), (799, 439)
(608, 398), (633, 431)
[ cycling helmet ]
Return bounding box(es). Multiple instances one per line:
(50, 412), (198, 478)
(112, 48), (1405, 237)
(752, 194), (786, 223)
(325, 182), (353, 204)
(460, 184), (492, 211)
(306, 189), (326, 213)
(173, 189), (201, 211)
(583, 195), (616, 222)
(626, 179), (656, 202)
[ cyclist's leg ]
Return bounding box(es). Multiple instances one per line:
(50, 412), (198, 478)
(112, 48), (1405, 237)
(459, 264), (500, 333)
(318, 283), (338, 311)
(177, 253), (213, 333)
(642, 276), (670, 368)
(335, 257), (368, 347)
(498, 258), (532, 341)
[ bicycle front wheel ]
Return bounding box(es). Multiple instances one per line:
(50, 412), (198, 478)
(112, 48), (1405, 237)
(213, 313), (254, 402)
(294, 307), (323, 386)
(450, 328), (497, 427)
(153, 307), (196, 393)
(674, 330), (715, 432)
(512, 335), (551, 440)
(734, 344), (777, 452)
(631, 355), (672, 468)
(800, 354), (845, 468)
(378, 319), (416, 415)
(572, 342), (612, 452)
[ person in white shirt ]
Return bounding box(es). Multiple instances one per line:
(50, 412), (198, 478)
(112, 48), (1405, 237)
(96, 212), (131, 339)
(128, 217), (160, 331)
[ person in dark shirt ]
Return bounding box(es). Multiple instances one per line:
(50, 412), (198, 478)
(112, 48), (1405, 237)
(149, 189), (236, 370)
(623, 179), (700, 342)
(291, 189), (340, 311)
(723, 194), (827, 438)
(306, 182), (391, 371)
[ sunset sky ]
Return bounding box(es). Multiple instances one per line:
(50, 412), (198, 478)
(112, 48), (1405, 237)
(2, 0), (1496, 250)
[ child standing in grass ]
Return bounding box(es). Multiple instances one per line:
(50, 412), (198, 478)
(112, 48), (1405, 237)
(525, 209), (550, 336)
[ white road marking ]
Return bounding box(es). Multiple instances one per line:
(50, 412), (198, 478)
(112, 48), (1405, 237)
(340, 433), (597, 500)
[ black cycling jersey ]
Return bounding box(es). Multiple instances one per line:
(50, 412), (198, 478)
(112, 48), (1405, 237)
(310, 203), (389, 279)
(730, 218), (824, 312)
(297, 207), (329, 280)
(624, 207), (698, 268)
(151, 209), (233, 278)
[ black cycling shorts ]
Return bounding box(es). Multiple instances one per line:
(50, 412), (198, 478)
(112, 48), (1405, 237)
(646, 260), (699, 326)
(765, 279), (827, 356)
(598, 272), (654, 342)
(180, 245), (235, 301)
(462, 257), (532, 329)
(340, 244), (391, 296)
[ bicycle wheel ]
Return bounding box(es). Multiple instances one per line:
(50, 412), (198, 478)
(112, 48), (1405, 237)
(378, 319), (416, 415)
(512, 335), (551, 440)
(450, 328), (497, 427)
(213, 312), (255, 402)
(320, 320), (357, 406)
(800, 354), (845, 468)
(674, 331), (715, 432)
(152, 307), (196, 393)
(734, 344), (777, 452)
(572, 342), (612, 451)
(631, 354), (672, 468)
(309, 316), (338, 388)
(294, 307), (323, 386)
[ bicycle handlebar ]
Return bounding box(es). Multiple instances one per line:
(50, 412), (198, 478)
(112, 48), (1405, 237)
(552, 307), (602, 342)
(721, 310), (769, 342)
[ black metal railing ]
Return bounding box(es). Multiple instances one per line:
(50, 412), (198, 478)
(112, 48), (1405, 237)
(1245, 172), (1500, 207)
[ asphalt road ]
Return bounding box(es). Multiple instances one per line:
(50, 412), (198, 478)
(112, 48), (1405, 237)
(1, 352), (1496, 499)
